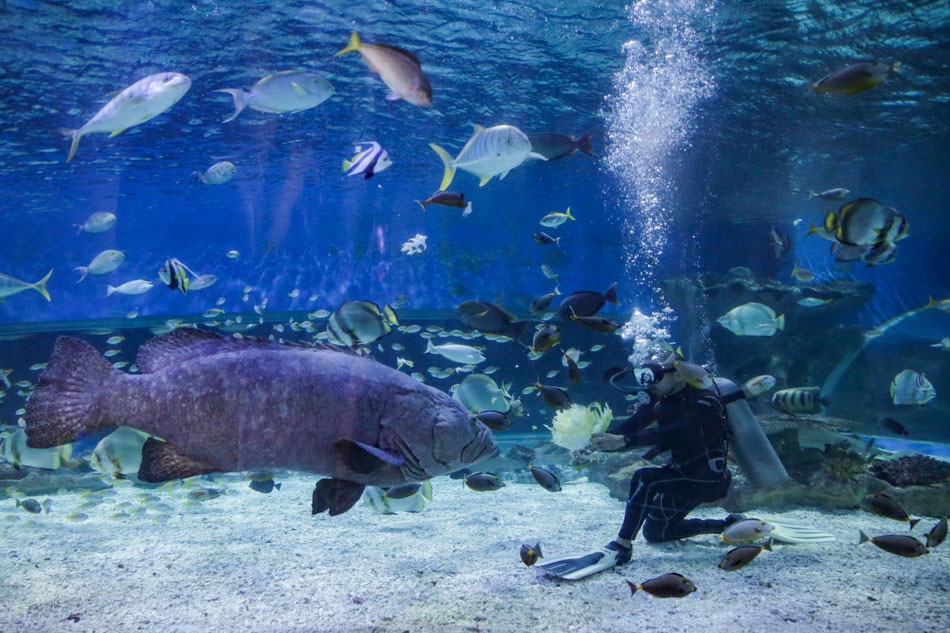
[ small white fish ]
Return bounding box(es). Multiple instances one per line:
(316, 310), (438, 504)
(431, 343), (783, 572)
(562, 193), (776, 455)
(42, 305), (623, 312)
(401, 234), (427, 255)
(195, 161), (236, 185)
(75, 250), (124, 282)
(103, 349), (122, 357)
(215, 71), (334, 122)
(189, 274), (218, 291)
(722, 519), (775, 543)
(288, 289), (300, 298)
(106, 280), (154, 296)
(807, 188), (850, 201)
(797, 297), (830, 307)
(541, 264), (559, 281)
(226, 250), (240, 259)
(425, 340), (485, 365)
(75, 211), (116, 234)
(64, 72), (192, 162)
(343, 141), (392, 179)
(539, 207), (576, 228)
(890, 369), (936, 406)
(741, 375), (776, 398)
(430, 124), (545, 190)
(106, 335), (125, 345)
(929, 337), (950, 351)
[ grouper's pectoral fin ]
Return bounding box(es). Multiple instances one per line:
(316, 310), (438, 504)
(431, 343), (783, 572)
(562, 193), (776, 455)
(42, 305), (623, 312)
(311, 478), (365, 516)
(334, 438), (404, 474)
(137, 437), (222, 483)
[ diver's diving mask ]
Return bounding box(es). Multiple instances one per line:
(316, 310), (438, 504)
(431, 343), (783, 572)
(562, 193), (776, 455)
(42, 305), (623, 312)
(633, 362), (676, 387)
(609, 361), (676, 393)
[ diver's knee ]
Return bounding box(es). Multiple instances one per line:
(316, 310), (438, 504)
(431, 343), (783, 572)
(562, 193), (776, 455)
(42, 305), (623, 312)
(641, 520), (669, 543)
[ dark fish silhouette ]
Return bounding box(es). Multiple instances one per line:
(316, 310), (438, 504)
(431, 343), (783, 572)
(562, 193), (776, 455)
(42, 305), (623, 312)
(520, 542), (543, 566)
(627, 573), (697, 598)
(457, 300), (534, 340)
(861, 493), (920, 529)
(557, 282), (618, 320)
(24, 329), (496, 516)
(528, 464), (561, 492)
(527, 132), (596, 160)
(858, 531), (928, 558)
(879, 416), (910, 436)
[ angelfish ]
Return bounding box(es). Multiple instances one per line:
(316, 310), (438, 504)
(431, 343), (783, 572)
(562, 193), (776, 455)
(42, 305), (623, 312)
(23, 329), (497, 517)
(343, 141), (392, 179)
(64, 72), (192, 162)
(158, 258), (195, 295)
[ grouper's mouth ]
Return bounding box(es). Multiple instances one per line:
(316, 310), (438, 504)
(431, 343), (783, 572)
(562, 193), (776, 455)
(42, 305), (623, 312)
(460, 425), (498, 465)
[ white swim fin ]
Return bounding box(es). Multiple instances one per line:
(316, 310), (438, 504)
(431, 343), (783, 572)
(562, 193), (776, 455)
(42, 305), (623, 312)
(536, 541), (631, 580)
(761, 516), (836, 543)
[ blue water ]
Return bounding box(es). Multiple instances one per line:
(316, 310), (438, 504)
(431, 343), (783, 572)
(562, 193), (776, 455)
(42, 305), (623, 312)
(0, 0), (948, 442)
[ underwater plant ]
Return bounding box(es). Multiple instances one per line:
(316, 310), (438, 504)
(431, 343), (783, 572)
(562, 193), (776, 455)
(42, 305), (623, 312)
(547, 403), (613, 451)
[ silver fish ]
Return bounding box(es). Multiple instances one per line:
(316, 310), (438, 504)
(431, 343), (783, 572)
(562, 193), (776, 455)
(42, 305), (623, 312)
(215, 71), (333, 122)
(807, 188), (849, 200)
(75, 211), (116, 234)
(24, 330), (496, 516)
(106, 279), (154, 296)
(195, 161), (236, 185)
(65, 72), (191, 162)
(430, 124), (544, 190)
(75, 250), (124, 283)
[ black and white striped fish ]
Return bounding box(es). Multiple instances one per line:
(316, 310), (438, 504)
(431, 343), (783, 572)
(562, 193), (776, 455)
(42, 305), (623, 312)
(770, 386), (831, 415)
(158, 258), (195, 295)
(343, 141), (392, 179)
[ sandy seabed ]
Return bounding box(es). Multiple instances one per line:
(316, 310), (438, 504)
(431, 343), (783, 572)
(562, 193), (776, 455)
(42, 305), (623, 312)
(1, 472), (947, 633)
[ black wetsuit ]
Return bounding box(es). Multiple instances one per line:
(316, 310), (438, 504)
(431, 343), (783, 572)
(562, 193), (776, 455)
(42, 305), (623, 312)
(607, 384), (732, 543)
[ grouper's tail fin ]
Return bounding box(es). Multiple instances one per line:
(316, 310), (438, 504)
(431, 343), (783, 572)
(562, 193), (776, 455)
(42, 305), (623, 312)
(24, 336), (120, 448)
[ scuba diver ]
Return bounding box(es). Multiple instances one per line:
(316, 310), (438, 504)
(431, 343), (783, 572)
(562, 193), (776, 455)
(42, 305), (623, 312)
(537, 352), (738, 580)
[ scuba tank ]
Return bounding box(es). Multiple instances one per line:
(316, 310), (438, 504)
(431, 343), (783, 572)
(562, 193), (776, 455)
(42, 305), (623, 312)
(713, 377), (790, 489)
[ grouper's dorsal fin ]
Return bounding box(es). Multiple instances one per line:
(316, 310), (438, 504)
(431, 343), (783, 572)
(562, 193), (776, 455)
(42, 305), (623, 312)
(137, 437), (222, 482)
(135, 327), (306, 373)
